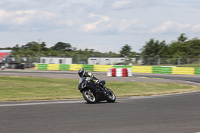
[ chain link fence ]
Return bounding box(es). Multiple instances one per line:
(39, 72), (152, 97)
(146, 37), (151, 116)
(0, 56), (200, 69)
(0, 56), (40, 69)
(141, 57), (200, 67)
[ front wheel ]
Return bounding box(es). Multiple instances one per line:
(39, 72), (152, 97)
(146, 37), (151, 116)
(106, 88), (116, 103)
(82, 89), (96, 103)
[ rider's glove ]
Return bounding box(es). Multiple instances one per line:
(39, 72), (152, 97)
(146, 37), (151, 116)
(95, 80), (100, 84)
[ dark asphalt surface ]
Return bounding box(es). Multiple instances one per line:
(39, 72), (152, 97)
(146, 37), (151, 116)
(1, 70), (200, 133)
(1, 93), (200, 133)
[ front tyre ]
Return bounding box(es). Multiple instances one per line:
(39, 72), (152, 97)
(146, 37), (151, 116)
(106, 88), (116, 103)
(82, 89), (96, 103)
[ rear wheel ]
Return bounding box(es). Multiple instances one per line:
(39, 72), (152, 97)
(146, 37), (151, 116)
(82, 89), (96, 103)
(106, 88), (116, 103)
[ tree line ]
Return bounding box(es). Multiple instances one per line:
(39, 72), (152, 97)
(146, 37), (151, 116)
(1, 33), (200, 60)
(119, 33), (200, 60)
(0, 42), (119, 58)
(141, 33), (200, 59)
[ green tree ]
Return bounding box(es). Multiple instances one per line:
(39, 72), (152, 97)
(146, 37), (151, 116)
(51, 42), (72, 51)
(23, 41), (40, 51)
(120, 44), (132, 57)
(141, 39), (167, 58)
(141, 39), (168, 65)
(187, 38), (200, 57)
(168, 33), (193, 58)
(178, 33), (188, 43)
(12, 44), (20, 51)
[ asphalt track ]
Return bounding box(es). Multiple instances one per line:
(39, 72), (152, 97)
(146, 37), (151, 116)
(134, 73), (200, 85)
(1, 93), (200, 133)
(1, 70), (200, 133)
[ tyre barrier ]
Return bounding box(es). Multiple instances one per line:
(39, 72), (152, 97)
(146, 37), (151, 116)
(112, 68), (116, 76)
(107, 68), (132, 77)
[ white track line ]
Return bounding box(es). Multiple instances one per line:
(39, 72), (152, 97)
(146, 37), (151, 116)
(1, 91), (200, 107)
(0, 100), (83, 107)
(184, 81), (200, 85)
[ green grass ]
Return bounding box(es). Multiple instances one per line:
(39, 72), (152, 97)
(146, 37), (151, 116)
(0, 76), (200, 101)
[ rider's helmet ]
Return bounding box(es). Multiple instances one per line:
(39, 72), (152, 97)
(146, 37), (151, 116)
(78, 68), (85, 77)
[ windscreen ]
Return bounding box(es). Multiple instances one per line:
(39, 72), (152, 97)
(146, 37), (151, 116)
(79, 77), (86, 84)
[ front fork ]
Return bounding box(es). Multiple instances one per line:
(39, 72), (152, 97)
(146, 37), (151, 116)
(96, 85), (106, 96)
(100, 86), (109, 97)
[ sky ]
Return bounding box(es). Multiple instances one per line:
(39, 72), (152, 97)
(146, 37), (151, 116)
(0, 0), (200, 53)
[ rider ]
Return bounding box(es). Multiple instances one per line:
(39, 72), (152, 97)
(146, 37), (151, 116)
(78, 68), (99, 83)
(78, 68), (106, 96)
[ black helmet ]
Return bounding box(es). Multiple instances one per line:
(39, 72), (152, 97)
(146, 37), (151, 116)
(78, 68), (85, 77)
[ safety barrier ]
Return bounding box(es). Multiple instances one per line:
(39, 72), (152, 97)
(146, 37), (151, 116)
(132, 66), (152, 73)
(172, 67), (195, 75)
(127, 68), (132, 76)
(48, 64), (59, 70)
(69, 64), (83, 71)
(113, 65), (131, 68)
(196, 68), (200, 75)
(152, 66), (172, 74)
(35, 64), (200, 75)
(93, 65), (113, 72)
(107, 68), (132, 77)
(59, 64), (70, 71)
(36, 64), (48, 70)
(83, 64), (93, 71)
(107, 68), (116, 76)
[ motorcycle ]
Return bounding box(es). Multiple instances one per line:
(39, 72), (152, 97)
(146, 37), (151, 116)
(78, 76), (116, 103)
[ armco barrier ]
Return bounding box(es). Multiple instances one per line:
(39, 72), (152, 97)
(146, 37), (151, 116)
(93, 65), (113, 72)
(195, 67), (200, 75)
(152, 66), (172, 74)
(172, 67), (195, 75)
(132, 66), (152, 73)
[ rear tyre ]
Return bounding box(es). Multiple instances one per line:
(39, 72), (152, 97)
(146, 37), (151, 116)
(82, 89), (96, 103)
(106, 88), (116, 103)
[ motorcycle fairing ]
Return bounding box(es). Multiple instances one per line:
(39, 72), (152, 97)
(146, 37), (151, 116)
(78, 77), (97, 92)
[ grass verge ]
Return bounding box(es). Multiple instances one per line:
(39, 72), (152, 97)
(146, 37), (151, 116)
(0, 76), (200, 101)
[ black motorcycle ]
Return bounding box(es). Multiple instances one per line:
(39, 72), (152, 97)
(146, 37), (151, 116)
(78, 76), (116, 103)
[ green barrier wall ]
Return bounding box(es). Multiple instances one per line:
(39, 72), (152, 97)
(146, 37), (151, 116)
(113, 65), (131, 68)
(196, 68), (200, 75)
(83, 64), (93, 71)
(152, 67), (172, 74)
(37, 64), (47, 70)
(59, 64), (70, 71)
